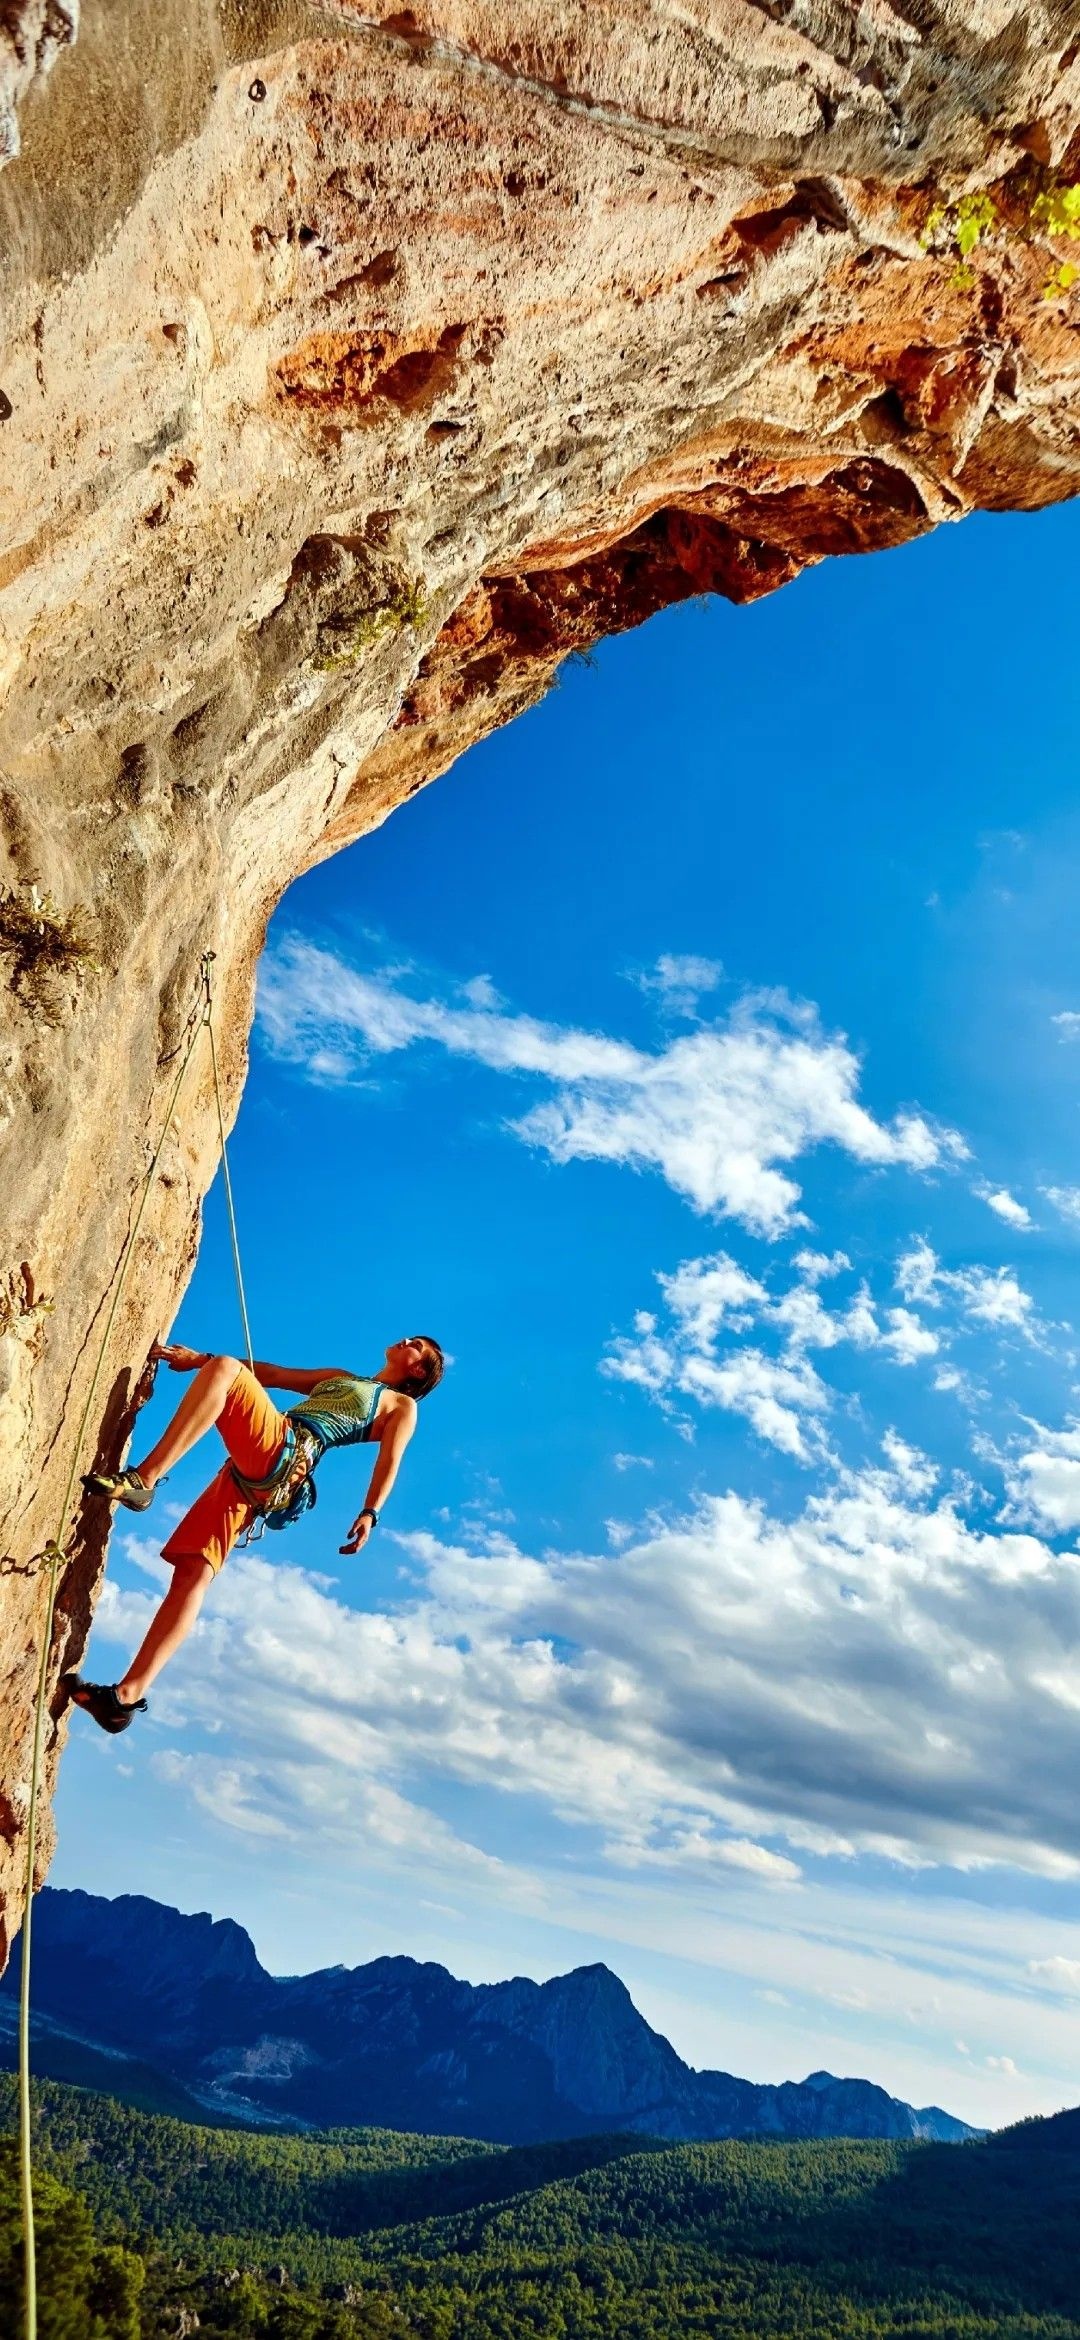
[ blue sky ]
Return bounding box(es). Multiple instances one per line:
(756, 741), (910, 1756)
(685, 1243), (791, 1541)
(58, 497), (1080, 2131)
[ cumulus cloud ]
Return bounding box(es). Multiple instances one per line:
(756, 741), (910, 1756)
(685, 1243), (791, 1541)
(792, 1250), (851, 1284)
(659, 1253), (767, 1346)
(97, 1451), (1080, 1888)
(609, 1220), (1058, 1467)
(880, 1431), (938, 1497)
(604, 1249), (942, 1459)
(896, 1241), (1043, 1342)
(960, 1271), (1040, 1333)
(603, 1311), (678, 1399)
(1007, 1421), (1080, 1532)
(1041, 1186), (1080, 1226)
(1051, 1012), (1080, 1042)
(878, 1308), (941, 1365)
(258, 937), (965, 1237)
(679, 1343), (832, 1462)
(896, 1239), (941, 1308)
(978, 1186), (1033, 1232)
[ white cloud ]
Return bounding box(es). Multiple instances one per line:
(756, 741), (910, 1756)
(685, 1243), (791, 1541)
(880, 1432), (938, 1497)
(1007, 1421), (1080, 1531)
(607, 1219), (1057, 1474)
(152, 1750), (290, 1840)
(1042, 1186), (1080, 1226)
(985, 2054), (1021, 2078)
(460, 973), (506, 1011)
(679, 1344), (832, 1461)
(660, 1253), (767, 1345)
(632, 954), (725, 1015)
(95, 1451), (1080, 1892)
(1051, 1012), (1080, 1041)
(879, 1307), (941, 1365)
(978, 1186), (1033, 1232)
(626, 1827), (801, 1884)
(1029, 1956), (1080, 1994)
(958, 1269), (1038, 1333)
(603, 1310), (677, 1397)
(896, 1239), (941, 1308)
(839, 1284), (884, 1350)
(604, 1250), (942, 1460)
(896, 1241), (1042, 1343)
(258, 938), (965, 1238)
(772, 1280), (850, 1352)
(612, 1452), (654, 1472)
(793, 1250), (851, 1284)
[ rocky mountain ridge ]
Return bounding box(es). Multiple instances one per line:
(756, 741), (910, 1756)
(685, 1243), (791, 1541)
(1, 1886), (977, 2144)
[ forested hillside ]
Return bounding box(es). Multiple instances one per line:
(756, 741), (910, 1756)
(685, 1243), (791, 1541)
(3, 2077), (1080, 2338)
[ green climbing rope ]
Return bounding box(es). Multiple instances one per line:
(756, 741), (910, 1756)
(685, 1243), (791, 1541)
(204, 960), (254, 1374)
(16, 947), (252, 2340)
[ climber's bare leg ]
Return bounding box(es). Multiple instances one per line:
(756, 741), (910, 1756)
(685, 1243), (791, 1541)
(134, 1354), (241, 1488)
(116, 1554), (214, 1704)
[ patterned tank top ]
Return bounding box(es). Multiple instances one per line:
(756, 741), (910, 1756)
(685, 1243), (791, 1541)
(289, 1374), (383, 1453)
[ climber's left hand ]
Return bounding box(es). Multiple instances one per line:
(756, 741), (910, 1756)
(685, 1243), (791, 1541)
(339, 1512), (374, 1556)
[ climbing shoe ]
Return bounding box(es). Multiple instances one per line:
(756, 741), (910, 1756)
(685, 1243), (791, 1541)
(81, 1465), (154, 1511)
(61, 1675), (147, 1735)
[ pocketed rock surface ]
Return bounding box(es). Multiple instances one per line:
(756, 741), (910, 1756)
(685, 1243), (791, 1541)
(1, 0), (1079, 1958)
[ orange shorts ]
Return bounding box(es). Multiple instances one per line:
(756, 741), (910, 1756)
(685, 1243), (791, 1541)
(161, 1366), (289, 1576)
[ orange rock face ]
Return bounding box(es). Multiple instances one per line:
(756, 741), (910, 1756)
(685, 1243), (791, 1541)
(1, 0), (1079, 1958)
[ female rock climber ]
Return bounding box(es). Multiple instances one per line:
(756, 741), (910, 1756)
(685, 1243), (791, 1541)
(62, 1333), (444, 1735)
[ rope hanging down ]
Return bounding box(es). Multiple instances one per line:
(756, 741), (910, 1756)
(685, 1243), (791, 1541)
(202, 954), (254, 1374)
(16, 948), (252, 2340)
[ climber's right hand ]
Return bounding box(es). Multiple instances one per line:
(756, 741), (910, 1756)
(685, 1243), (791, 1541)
(150, 1341), (208, 1373)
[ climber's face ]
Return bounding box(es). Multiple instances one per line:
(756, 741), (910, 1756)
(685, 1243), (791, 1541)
(380, 1334), (444, 1398)
(386, 1336), (438, 1382)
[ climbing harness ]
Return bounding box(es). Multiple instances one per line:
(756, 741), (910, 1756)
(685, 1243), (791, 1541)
(16, 948), (252, 2340)
(231, 1419), (323, 1541)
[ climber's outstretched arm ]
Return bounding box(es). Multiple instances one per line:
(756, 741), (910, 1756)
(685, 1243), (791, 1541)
(340, 1400), (416, 1553)
(250, 1358), (351, 1394)
(153, 1342), (347, 1395)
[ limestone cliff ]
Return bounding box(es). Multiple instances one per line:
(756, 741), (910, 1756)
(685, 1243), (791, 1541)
(1, 0), (1080, 1963)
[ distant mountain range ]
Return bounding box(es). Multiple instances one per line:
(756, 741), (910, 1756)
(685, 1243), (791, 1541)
(2, 1886), (977, 2145)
